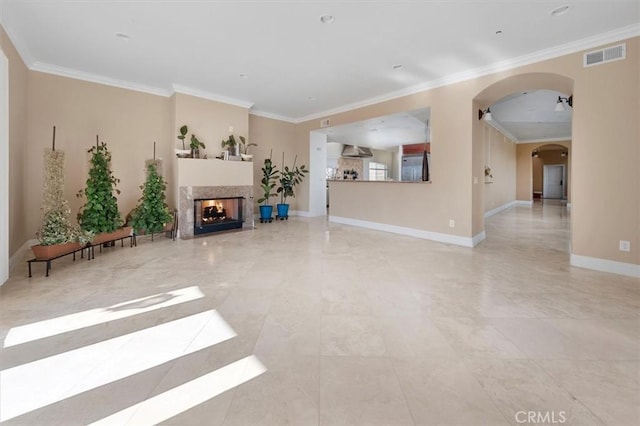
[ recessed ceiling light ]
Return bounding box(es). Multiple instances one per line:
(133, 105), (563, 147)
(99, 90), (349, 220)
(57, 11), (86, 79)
(115, 32), (130, 39)
(550, 5), (569, 17)
(320, 15), (335, 24)
(239, 73), (249, 79)
(392, 64), (403, 70)
(495, 30), (503, 35)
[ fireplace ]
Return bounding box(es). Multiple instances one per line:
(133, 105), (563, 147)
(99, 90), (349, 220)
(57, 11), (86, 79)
(194, 197), (243, 235)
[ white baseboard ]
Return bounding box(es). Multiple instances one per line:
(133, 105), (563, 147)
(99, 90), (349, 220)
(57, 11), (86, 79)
(289, 210), (313, 217)
(8, 239), (36, 274)
(472, 231), (486, 246)
(515, 200), (533, 207)
(571, 253), (640, 278)
(484, 200), (517, 218)
(329, 215), (479, 248)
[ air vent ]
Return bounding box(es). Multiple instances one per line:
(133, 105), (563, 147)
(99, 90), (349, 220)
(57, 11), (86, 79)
(584, 43), (625, 67)
(320, 118), (330, 128)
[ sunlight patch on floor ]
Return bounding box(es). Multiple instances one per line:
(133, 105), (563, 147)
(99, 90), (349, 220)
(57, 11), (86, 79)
(0, 309), (235, 422)
(3, 286), (205, 348)
(90, 355), (267, 425)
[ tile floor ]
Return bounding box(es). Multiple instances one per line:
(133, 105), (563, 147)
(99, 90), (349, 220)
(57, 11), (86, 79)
(0, 201), (638, 425)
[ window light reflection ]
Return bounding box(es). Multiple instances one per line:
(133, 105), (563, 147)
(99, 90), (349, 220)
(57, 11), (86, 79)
(0, 310), (235, 422)
(90, 355), (267, 425)
(3, 286), (205, 348)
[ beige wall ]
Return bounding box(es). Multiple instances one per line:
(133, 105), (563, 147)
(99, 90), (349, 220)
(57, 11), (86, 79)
(171, 93), (249, 209)
(297, 82), (476, 238)
(172, 93), (249, 157)
(5, 21), (638, 269)
(26, 72), (171, 238)
(249, 114), (299, 208)
(483, 124), (516, 213)
(299, 37), (639, 266)
(0, 26), (28, 257)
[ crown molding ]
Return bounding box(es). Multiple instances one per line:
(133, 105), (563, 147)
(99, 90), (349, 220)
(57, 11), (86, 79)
(172, 84), (254, 109)
(4, 18), (637, 122)
(0, 22), (35, 68)
(249, 109), (296, 123)
(30, 61), (171, 97)
(484, 120), (521, 143)
(517, 136), (572, 144)
(294, 24), (640, 124)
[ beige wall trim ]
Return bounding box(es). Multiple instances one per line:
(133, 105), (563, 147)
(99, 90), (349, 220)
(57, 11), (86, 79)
(484, 201), (518, 218)
(472, 231), (487, 247)
(329, 215), (480, 248)
(7, 238), (36, 277)
(571, 254), (640, 278)
(289, 210), (312, 218)
(516, 201), (533, 207)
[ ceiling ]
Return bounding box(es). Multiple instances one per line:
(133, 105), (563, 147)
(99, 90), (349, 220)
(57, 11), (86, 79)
(319, 108), (429, 150)
(1, 1), (638, 123)
(488, 89), (572, 142)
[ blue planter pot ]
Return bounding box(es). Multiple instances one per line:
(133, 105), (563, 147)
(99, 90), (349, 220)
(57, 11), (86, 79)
(276, 203), (289, 220)
(259, 205), (273, 223)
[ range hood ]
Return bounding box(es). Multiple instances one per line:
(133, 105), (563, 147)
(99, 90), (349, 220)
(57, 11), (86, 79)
(341, 145), (373, 158)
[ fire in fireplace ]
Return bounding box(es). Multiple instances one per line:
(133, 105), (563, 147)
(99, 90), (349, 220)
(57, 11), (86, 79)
(194, 197), (243, 235)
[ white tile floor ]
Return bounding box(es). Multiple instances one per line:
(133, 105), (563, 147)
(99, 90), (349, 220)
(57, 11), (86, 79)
(1, 201), (638, 425)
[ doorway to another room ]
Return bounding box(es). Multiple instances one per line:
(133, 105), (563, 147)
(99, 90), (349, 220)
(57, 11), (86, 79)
(543, 164), (566, 199)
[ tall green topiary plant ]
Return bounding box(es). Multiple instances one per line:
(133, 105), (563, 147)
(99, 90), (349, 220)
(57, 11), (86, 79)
(130, 160), (172, 234)
(77, 138), (123, 234)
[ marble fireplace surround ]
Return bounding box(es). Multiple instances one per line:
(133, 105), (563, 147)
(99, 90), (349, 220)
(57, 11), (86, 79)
(178, 186), (253, 239)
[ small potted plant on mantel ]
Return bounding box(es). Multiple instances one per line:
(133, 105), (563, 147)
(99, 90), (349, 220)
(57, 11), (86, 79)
(239, 136), (257, 161)
(257, 153), (279, 223)
(221, 134), (245, 160)
(190, 134), (206, 159)
(276, 153), (308, 220)
(175, 125), (191, 158)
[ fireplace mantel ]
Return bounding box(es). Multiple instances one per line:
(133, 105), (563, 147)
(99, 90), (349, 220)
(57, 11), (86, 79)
(175, 159), (253, 239)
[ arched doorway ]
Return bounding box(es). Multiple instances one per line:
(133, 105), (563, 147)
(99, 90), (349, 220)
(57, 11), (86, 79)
(472, 72), (574, 242)
(530, 143), (571, 202)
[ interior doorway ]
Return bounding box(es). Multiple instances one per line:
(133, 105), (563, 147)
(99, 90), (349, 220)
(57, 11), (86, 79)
(1, 49), (9, 284)
(543, 164), (565, 199)
(308, 131), (327, 217)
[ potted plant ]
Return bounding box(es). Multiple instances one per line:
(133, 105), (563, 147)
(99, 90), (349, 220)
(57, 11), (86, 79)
(130, 158), (173, 238)
(221, 134), (239, 158)
(256, 154), (279, 223)
(276, 153), (308, 220)
(77, 138), (130, 245)
(32, 127), (92, 259)
(175, 125), (191, 158)
(238, 136), (257, 161)
(190, 134), (206, 158)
